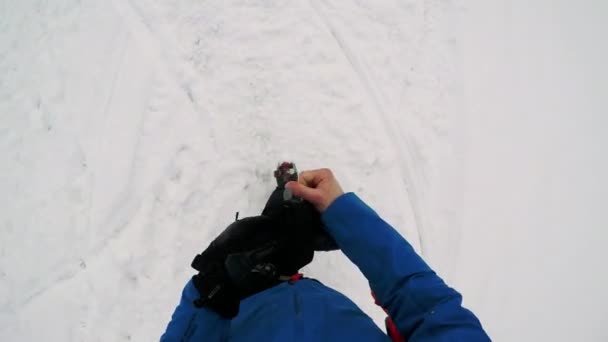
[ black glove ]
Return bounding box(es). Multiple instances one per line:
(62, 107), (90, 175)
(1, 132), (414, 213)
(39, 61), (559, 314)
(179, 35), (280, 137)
(263, 186), (339, 252)
(190, 197), (325, 318)
(191, 244), (240, 319)
(190, 216), (291, 319)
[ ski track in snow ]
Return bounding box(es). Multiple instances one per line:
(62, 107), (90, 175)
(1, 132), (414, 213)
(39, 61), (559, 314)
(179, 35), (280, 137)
(1, 1), (451, 340)
(309, 0), (430, 255)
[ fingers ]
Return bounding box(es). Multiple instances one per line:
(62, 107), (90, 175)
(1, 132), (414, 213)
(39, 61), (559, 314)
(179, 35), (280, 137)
(287, 168), (342, 212)
(298, 169), (332, 188)
(286, 181), (323, 205)
(298, 170), (320, 188)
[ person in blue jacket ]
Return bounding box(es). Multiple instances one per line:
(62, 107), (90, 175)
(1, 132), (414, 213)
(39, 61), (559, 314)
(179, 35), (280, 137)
(162, 166), (490, 341)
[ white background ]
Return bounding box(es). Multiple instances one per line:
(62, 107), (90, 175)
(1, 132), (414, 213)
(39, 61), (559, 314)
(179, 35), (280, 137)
(1, 0), (607, 340)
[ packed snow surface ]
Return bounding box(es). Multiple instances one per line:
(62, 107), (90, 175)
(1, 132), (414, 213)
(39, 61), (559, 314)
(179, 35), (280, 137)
(1, 0), (607, 340)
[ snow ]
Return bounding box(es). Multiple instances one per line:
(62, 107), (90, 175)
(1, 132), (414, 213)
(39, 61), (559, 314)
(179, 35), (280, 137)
(454, 2), (608, 340)
(1, 0), (606, 341)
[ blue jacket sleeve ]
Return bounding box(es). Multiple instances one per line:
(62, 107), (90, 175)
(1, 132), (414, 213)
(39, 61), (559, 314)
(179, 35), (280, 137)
(322, 193), (490, 341)
(160, 279), (229, 341)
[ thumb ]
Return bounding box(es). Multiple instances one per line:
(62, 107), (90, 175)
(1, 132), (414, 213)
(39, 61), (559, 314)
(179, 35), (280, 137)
(286, 181), (321, 206)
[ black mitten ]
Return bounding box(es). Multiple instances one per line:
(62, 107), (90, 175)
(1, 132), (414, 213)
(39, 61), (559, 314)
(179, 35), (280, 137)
(263, 186), (339, 252)
(191, 253), (239, 319)
(190, 216), (289, 319)
(190, 190), (330, 319)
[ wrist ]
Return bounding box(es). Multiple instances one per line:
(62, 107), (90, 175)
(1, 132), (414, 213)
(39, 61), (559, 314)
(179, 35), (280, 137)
(321, 192), (354, 219)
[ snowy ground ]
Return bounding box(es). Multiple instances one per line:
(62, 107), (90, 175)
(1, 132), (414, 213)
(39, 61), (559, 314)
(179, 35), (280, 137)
(1, 0), (607, 341)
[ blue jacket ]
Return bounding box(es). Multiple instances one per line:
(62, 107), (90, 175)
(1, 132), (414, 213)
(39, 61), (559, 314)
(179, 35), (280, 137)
(162, 193), (489, 341)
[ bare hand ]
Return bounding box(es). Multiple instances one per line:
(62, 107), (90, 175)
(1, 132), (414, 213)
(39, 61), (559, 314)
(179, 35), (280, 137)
(285, 168), (344, 212)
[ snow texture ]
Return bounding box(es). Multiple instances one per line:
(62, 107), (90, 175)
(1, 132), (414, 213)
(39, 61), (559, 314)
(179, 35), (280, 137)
(1, 0), (607, 341)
